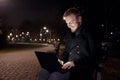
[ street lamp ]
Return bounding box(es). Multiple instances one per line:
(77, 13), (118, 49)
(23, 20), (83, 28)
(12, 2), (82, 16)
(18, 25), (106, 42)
(39, 26), (52, 43)
(43, 27), (46, 30)
(40, 33), (42, 36)
(26, 32), (29, 36)
(46, 29), (49, 33)
(10, 33), (13, 36)
(22, 32), (24, 35)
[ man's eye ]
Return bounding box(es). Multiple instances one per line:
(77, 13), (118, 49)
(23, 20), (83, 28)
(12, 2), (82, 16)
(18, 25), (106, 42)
(70, 21), (75, 24)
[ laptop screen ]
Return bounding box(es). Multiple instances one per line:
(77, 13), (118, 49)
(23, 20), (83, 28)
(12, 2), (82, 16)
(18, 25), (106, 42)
(35, 51), (62, 73)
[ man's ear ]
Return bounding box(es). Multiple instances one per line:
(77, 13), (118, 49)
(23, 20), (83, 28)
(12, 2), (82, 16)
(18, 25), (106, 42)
(78, 16), (82, 23)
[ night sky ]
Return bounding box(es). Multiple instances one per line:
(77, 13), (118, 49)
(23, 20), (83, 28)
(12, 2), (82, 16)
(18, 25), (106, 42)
(0, 0), (120, 35)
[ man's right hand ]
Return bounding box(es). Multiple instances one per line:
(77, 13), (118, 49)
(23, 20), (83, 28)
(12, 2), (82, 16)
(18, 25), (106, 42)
(62, 61), (75, 69)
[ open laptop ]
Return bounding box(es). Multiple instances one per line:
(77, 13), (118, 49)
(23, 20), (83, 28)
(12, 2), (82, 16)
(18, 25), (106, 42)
(35, 51), (67, 73)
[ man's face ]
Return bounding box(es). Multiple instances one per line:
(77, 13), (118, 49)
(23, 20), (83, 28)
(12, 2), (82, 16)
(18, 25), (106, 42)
(64, 14), (82, 32)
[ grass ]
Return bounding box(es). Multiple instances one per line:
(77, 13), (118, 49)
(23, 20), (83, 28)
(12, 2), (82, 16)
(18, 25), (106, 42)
(102, 56), (120, 80)
(0, 43), (46, 53)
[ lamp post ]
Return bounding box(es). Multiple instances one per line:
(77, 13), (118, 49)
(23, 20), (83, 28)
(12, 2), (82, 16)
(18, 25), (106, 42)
(49, 31), (52, 43)
(40, 26), (47, 42)
(39, 26), (52, 43)
(43, 27), (46, 30)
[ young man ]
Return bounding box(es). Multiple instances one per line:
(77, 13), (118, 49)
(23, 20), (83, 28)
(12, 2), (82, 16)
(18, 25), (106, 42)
(59, 7), (103, 80)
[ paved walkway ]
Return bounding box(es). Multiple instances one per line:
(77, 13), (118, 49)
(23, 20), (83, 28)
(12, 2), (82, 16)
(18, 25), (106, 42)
(0, 44), (55, 80)
(0, 44), (120, 80)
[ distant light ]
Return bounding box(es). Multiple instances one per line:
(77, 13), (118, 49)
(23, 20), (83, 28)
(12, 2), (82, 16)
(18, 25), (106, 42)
(40, 33), (42, 36)
(34, 39), (37, 41)
(110, 32), (113, 35)
(26, 32), (29, 36)
(26, 33), (29, 36)
(20, 34), (22, 36)
(46, 30), (49, 33)
(39, 39), (42, 41)
(16, 35), (18, 38)
(22, 32), (24, 34)
(101, 24), (104, 27)
(30, 39), (32, 41)
(43, 27), (46, 30)
(43, 39), (45, 41)
(9, 33), (13, 36)
(7, 35), (10, 39)
(48, 40), (51, 43)
(27, 32), (29, 34)
(57, 38), (60, 41)
(11, 37), (14, 41)
(51, 39), (53, 41)
(63, 17), (65, 20)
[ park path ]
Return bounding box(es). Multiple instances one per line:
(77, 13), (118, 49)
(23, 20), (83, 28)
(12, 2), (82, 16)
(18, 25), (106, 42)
(0, 44), (55, 80)
(0, 44), (120, 80)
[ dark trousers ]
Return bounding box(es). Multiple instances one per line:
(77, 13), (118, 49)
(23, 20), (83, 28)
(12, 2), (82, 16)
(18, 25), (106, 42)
(69, 67), (94, 80)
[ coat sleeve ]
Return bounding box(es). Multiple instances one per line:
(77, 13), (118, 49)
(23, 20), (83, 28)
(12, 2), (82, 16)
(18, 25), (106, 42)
(59, 33), (70, 63)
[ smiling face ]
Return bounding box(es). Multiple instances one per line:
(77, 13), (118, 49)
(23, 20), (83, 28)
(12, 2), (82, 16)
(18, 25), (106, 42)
(64, 14), (82, 32)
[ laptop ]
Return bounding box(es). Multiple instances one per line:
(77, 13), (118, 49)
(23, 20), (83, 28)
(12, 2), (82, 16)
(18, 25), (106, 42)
(35, 51), (67, 73)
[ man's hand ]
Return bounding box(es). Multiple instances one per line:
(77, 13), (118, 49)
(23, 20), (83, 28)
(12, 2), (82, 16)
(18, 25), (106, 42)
(62, 61), (75, 69)
(58, 59), (64, 65)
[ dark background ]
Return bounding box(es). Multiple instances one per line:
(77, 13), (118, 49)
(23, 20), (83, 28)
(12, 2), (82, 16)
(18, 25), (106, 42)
(0, 0), (120, 42)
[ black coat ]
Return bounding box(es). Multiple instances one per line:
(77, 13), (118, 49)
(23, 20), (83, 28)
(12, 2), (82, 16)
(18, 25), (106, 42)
(61, 27), (103, 80)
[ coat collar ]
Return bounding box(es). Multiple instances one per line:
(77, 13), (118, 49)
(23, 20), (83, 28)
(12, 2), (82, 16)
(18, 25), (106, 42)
(70, 25), (83, 37)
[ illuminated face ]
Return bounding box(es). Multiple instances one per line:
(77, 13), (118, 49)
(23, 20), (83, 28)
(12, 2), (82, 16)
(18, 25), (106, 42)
(64, 14), (82, 32)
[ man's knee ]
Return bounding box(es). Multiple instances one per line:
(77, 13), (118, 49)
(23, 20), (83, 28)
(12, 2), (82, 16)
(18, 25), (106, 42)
(49, 72), (61, 80)
(49, 72), (69, 80)
(38, 69), (50, 80)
